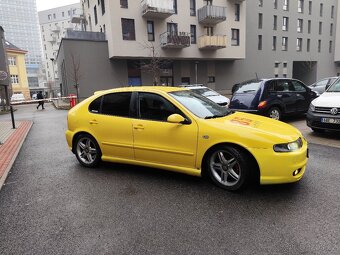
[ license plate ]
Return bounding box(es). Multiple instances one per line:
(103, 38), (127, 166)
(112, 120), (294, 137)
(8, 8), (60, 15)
(321, 118), (340, 124)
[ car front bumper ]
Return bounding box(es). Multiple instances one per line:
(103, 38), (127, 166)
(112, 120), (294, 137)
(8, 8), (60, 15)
(249, 139), (308, 185)
(306, 110), (340, 131)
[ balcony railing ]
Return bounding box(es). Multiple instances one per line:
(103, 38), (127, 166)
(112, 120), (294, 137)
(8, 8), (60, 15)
(198, 5), (226, 25)
(47, 35), (57, 42)
(198, 35), (227, 50)
(141, 0), (175, 19)
(160, 32), (190, 49)
(51, 25), (61, 33)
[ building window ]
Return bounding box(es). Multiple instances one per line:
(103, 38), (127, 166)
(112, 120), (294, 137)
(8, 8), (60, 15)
(258, 13), (263, 29)
(330, 23), (333, 36)
(308, 20), (311, 34)
(282, 37), (288, 51)
(235, 4), (240, 21)
(273, 15), (277, 30)
(283, 62), (288, 68)
(282, 17), (289, 31)
(318, 40), (321, 52)
(258, 35), (262, 50)
(329, 41), (333, 53)
(147, 21), (154, 41)
(259, 0), (263, 7)
(8, 56), (16, 66)
(173, 0), (177, 14)
(319, 22), (322, 35)
(10, 75), (19, 84)
(120, 0), (128, 8)
(296, 38), (302, 51)
(231, 29), (240, 46)
(331, 6), (335, 18)
(208, 76), (215, 83)
(272, 36), (277, 51)
(297, 19), (303, 33)
(190, 0), (196, 16)
(122, 18), (135, 40)
(87, 0), (90, 8)
(101, 0), (105, 14)
(168, 22), (179, 35)
(298, 0), (304, 13)
(320, 3), (323, 17)
(274, 0), (277, 9)
(307, 38), (310, 52)
(308, 1), (312, 14)
(53, 13), (56, 19)
(283, 0), (289, 11)
(190, 25), (197, 44)
(94, 6), (98, 25)
(48, 14), (52, 20)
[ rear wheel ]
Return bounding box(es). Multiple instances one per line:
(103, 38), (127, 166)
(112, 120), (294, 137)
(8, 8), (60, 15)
(205, 146), (251, 191)
(75, 134), (101, 167)
(267, 107), (281, 120)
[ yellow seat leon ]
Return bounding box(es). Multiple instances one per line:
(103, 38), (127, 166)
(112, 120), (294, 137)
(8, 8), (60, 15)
(66, 86), (308, 191)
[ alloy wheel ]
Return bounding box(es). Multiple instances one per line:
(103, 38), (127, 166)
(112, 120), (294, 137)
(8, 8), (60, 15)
(76, 137), (98, 165)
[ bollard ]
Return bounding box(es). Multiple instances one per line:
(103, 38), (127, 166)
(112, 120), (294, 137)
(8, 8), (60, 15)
(10, 105), (15, 129)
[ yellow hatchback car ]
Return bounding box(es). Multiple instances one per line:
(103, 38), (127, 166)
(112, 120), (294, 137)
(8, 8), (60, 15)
(66, 86), (308, 191)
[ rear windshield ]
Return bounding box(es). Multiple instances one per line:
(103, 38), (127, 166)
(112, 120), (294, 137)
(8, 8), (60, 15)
(234, 81), (262, 93)
(192, 88), (219, 97)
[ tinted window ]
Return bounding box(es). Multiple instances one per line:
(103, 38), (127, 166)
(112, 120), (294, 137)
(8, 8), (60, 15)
(235, 81), (262, 93)
(291, 81), (307, 92)
(102, 92), (132, 117)
(275, 80), (292, 92)
(89, 96), (102, 113)
(139, 93), (181, 121)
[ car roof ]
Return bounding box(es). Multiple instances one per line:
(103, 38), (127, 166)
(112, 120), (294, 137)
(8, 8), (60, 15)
(94, 86), (188, 95)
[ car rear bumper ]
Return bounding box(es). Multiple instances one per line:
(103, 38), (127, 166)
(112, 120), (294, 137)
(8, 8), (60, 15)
(306, 110), (340, 131)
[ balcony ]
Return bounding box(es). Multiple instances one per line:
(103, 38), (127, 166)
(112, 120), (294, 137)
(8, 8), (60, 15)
(141, 0), (175, 19)
(198, 5), (226, 25)
(198, 35), (227, 50)
(160, 32), (190, 49)
(51, 25), (60, 33)
(47, 35), (57, 43)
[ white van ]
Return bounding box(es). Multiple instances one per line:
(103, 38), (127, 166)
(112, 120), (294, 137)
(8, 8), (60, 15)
(11, 93), (25, 102)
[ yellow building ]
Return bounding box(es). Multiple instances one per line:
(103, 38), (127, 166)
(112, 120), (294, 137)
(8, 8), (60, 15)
(4, 40), (30, 100)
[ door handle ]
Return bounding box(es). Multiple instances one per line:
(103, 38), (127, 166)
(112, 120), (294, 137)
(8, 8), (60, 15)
(133, 124), (144, 130)
(89, 120), (98, 125)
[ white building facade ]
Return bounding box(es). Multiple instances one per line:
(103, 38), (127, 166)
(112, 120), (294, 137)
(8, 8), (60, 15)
(39, 3), (82, 91)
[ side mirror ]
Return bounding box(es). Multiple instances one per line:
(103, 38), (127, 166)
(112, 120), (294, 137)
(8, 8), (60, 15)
(167, 114), (186, 124)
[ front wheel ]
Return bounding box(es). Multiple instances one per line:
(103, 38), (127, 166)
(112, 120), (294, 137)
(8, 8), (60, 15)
(75, 134), (101, 167)
(205, 146), (251, 191)
(267, 107), (281, 120)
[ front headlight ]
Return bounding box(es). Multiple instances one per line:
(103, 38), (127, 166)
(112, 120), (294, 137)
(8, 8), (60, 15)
(273, 138), (303, 152)
(309, 103), (315, 112)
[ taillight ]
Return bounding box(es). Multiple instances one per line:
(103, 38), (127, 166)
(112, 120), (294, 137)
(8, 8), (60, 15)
(258, 101), (267, 109)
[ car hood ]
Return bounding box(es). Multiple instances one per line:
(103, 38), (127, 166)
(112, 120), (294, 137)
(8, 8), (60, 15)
(312, 92), (340, 107)
(205, 112), (302, 144)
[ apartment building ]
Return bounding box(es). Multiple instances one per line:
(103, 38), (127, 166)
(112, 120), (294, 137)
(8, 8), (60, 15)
(39, 3), (82, 93)
(81, 0), (246, 89)
(224, 0), (340, 87)
(5, 41), (30, 100)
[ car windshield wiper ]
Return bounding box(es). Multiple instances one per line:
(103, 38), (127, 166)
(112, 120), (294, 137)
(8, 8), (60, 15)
(204, 114), (228, 119)
(241, 90), (256, 93)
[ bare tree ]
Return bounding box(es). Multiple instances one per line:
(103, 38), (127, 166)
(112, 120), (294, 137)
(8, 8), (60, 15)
(301, 60), (316, 72)
(68, 53), (81, 102)
(139, 41), (173, 86)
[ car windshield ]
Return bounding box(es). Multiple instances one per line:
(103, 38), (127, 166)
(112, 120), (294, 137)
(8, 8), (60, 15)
(327, 79), (340, 92)
(192, 88), (219, 97)
(169, 90), (231, 119)
(234, 81), (262, 93)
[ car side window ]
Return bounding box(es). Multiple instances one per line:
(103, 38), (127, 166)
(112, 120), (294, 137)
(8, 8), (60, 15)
(315, 79), (328, 87)
(101, 92), (132, 117)
(275, 81), (290, 92)
(89, 96), (102, 113)
(291, 81), (307, 92)
(139, 93), (181, 122)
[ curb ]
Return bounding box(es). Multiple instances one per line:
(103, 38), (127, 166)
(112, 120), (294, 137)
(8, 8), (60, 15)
(0, 121), (33, 190)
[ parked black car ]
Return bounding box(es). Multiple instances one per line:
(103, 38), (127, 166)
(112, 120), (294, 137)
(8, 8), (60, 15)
(229, 78), (318, 120)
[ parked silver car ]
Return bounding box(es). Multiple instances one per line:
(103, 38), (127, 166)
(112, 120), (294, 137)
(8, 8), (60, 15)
(309, 77), (338, 94)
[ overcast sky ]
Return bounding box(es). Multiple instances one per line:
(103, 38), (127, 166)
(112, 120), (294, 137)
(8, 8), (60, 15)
(36, 0), (80, 11)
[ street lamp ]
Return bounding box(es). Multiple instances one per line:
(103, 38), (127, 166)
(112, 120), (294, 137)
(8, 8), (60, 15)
(50, 58), (55, 97)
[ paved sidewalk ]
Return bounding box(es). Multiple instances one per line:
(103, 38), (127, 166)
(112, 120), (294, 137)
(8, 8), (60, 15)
(0, 120), (32, 190)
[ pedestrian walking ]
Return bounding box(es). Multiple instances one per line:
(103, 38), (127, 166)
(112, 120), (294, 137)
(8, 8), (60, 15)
(36, 91), (45, 109)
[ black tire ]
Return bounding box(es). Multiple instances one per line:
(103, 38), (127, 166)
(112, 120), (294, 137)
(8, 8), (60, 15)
(74, 134), (101, 167)
(204, 146), (251, 191)
(267, 107), (281, 120)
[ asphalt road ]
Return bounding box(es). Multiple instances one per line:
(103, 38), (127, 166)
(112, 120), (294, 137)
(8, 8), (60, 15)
(0, 104), (339, 255)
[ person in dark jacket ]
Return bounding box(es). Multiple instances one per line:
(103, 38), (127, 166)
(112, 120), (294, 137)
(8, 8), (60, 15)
(36, 91), (45, 109)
